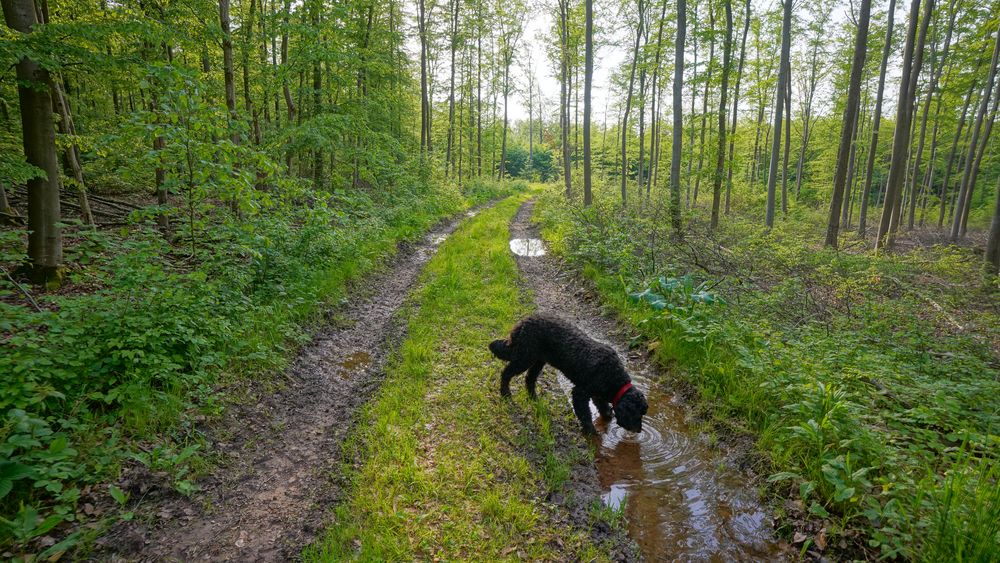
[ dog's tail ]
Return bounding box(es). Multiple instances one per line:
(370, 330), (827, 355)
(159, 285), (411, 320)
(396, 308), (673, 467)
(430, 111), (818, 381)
(489, 339), (513, 361)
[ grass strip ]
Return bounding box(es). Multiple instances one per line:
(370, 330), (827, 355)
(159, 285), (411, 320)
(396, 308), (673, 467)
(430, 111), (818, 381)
(305, 195), (610, 561)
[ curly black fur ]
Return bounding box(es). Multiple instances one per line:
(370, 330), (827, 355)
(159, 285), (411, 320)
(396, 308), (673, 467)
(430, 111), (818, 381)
(489, 313), (648, 434)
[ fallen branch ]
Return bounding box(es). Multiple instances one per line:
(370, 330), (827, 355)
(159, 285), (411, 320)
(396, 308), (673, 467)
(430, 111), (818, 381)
(1, 265), (43, 313)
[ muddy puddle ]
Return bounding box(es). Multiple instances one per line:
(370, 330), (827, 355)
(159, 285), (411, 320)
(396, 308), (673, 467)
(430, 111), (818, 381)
(509, 238), (546, 257)
(552, 348), (785, 562)
(339, 351), (371, 373)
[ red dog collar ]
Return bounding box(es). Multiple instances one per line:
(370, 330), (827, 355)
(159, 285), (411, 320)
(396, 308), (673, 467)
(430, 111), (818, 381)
(611, 382), (633, 407)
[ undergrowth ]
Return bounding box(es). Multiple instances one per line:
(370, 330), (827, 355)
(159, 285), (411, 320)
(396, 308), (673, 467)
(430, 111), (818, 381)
(0, 175), (522, 555)
(305, 194), (611, 561)
(534, 183), (1000, 561)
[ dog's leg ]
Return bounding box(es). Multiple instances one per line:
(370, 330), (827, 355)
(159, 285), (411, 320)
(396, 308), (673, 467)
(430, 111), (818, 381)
(524, 361), (545, 400)
(592, 397), (613, 420)
(571, 388), (598, 435)
(500, 360), (532, 398)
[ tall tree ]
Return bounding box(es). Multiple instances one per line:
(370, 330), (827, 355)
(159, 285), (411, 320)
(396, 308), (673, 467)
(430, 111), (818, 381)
(951, 20), (1000, 240)
(620, 0), (645, 206)
(858, 0), (897, 237)
(671, 0), (686, 232)
(2, 0), (63, 284)
(711, 0), (733, 229)
(825, 0), (871, 248)
(583, 0), (594, 205)
(765, 0), (792, 228)
(876, 0), (934, 250)
(724, 0), (751, 214)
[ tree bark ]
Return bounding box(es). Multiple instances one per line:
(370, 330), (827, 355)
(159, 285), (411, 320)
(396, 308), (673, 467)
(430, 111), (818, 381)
(724, 0), (750, 214)
(858, 0), (897, 237)
(950, 24), (1000, 238)
(877, 0), (934, 250)
(693, 1), (715, 205)
(51, 77), (94, 226)
(671, 0), (686, 232)
(711, 0), (732, 229)
(765, 0), (792, 228)
(825, 0), (871, 247)
(620, 0), (644, 207)
(583, 0), (594, 205)
(2, 0), (63, 283)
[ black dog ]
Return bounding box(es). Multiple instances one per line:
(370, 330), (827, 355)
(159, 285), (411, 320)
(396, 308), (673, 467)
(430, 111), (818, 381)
(489, 313), (648, 434)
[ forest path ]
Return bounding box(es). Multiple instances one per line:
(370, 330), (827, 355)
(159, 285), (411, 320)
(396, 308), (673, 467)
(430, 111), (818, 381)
(100, 206), (483, 562)
(510, 199), (789, 561)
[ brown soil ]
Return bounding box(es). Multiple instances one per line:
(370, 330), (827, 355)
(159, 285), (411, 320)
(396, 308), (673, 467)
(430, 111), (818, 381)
(94, 208), (478, 562)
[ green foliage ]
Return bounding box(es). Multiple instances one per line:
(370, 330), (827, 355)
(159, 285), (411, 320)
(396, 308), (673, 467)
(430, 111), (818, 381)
(0, 170), (518, 550)
(535, 183), (1000, 560)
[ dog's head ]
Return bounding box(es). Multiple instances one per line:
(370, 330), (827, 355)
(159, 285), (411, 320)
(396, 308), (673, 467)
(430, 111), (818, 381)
(613, 387), (648, 433)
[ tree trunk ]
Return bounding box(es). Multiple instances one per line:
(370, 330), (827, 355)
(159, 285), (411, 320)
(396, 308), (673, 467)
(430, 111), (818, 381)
(781, 59), (791, 215)
(825, 0), (871, 246)
(419, 0), (430, 153)
(671, 0), (686, 232)
(725, 0), (750, 214)
(986, 173), (1000, 274)
(2, 0), (63, 284)
(711, 0), (732, 229)
(693, 1), (715, 205)
(620, 0), (644, 207)
(220, 0), (240, 147)
(877, 0), (934, 250)
(647, 0), (668, 196)
(858, 0), (897, 237)
(559, 0), (571, 196)
(958, 78), (1000, 237)
(446, 0), (459, 174)
(765, 0), (792, 228)
(51, 77), (94, 226)
(950, 22), (1000, 239)
(583, 0), (594, 205)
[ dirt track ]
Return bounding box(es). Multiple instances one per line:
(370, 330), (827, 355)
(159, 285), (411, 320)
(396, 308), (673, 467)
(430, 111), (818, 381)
(99, 209), (478, 561)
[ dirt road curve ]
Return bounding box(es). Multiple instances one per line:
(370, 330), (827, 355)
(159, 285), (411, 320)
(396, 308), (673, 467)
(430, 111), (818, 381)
(100, 209), (478, 562)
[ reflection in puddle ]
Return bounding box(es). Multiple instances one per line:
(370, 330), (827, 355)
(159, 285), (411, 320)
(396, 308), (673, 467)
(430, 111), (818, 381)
(339, 351), (371, 373)
(509, 238), (546, 257)
(554, 358), (786, 561)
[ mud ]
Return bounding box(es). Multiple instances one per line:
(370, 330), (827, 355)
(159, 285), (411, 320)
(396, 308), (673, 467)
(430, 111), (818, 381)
(508, 200), (790, 562)
(96, 208), (480, 562)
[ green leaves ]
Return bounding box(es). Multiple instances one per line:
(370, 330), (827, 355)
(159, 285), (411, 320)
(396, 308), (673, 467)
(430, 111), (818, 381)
(0, 461), (33, 500)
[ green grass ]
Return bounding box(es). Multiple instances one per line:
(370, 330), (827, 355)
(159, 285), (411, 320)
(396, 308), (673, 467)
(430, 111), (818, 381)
(305, 194), (610, 562)
(532, 182), (1000, 561)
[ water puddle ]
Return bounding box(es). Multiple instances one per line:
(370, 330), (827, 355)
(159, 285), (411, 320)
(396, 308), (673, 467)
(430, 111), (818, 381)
(339, 351), (371, 374)
(431, 235), (448, 245)
(556, 365), (786, 561)
(509, 238), (546, 257)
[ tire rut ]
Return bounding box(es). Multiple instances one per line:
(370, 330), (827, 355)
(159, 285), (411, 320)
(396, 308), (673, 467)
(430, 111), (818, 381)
(98, 207), (484, 562)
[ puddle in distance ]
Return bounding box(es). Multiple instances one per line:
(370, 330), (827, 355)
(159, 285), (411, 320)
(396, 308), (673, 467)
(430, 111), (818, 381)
(554, 360), (787, 561)
(509, 238), (546, 257)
